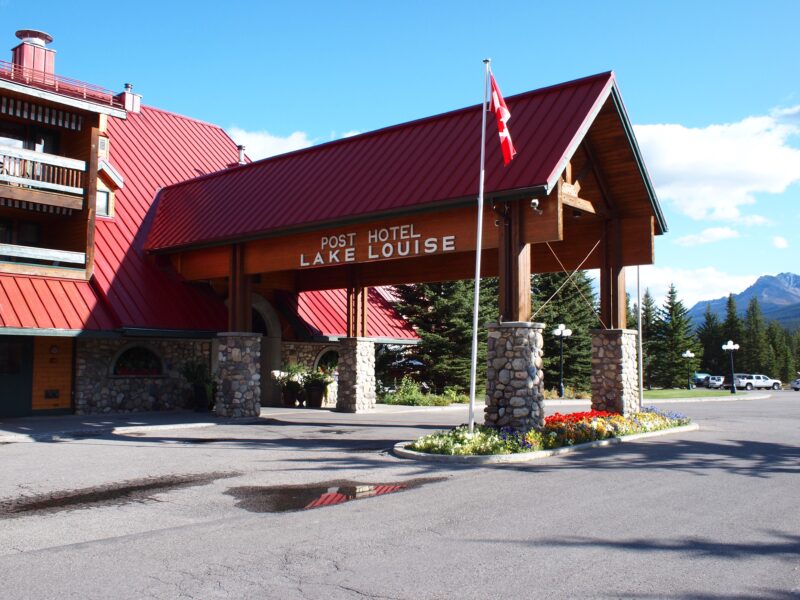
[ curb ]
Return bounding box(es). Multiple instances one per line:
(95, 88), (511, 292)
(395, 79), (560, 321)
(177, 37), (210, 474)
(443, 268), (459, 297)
(392, 423), (700, 464)
(0, 415), (266, 444)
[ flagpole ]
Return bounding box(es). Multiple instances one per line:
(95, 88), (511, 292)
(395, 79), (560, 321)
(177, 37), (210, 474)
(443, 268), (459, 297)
(468, 59), (491, 435)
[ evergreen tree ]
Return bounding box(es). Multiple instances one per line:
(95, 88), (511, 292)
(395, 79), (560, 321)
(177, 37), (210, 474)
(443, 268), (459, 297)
(741, 298), (771, 374)
(531, 271), (596, 393)
(765, 321), (786, 379)
(696, 304), (725, 374)
(393, 278), (498, 393)
(651, 284), (700, 388)
(640, 289), (658, 389)
(721, 294), (743, 349)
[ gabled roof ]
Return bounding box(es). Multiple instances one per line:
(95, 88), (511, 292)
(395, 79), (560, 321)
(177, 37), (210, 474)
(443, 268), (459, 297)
(146, 71), (664, 253)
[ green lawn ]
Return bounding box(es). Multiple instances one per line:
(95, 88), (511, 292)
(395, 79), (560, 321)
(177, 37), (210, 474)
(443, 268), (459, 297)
(643, 389), (735, 399)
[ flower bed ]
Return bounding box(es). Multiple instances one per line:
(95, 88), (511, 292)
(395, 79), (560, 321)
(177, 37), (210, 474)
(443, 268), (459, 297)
(407, 406), (691, 456)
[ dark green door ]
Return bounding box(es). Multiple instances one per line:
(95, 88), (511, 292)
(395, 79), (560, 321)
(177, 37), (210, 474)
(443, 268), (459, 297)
(0, 337), (33, 418)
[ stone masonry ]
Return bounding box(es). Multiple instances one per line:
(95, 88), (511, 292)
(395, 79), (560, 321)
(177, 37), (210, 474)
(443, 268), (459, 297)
(75, 338), (210, 415)
(215, 333), (261, 418)
(336, 338), (376, 412)
(484, 322), (545, 431)
(590, 329), (641, 415)
(280, 341), (340, 407)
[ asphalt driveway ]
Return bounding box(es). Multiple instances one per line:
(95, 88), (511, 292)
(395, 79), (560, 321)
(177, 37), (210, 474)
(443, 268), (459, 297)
(0, 393), (797, 598)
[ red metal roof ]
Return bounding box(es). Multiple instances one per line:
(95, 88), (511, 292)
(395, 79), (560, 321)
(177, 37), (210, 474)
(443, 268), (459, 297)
(0, 274), (116, 330)
(94, 105), (241, 330)
(146, 72), (616, 252)
(295, 288), (418, 340)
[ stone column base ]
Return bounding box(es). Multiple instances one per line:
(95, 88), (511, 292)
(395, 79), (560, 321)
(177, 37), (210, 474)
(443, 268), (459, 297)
(336, 338), (376, 413)
(590, 329), (640, 415)
(215, 333), (261, 418)
(484, 322), (545, 431)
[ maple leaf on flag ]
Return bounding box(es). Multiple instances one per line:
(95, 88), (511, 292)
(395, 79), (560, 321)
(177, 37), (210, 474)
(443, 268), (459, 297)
(489, 73), (517, 165)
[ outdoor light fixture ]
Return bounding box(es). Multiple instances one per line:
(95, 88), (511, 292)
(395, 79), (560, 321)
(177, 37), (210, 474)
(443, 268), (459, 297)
(552, 324), (572, 398)
(722, 340), (740, 394)
(681, 349), (695, 390)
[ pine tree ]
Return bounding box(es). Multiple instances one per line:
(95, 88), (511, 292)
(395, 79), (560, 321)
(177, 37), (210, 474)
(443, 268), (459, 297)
(651, 284), (700, 388)
(640, 289), (658, 389)
(696, 304), (725, 374)
(721, 294), (743, 349)
(393, 278), (498, 393)
(741, 298), (771, 374)
(765, 321), (786, 379)
(531, 271), (597, 393)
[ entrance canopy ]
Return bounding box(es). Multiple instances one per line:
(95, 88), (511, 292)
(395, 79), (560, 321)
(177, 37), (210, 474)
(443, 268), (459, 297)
(146, 71), (666, 331)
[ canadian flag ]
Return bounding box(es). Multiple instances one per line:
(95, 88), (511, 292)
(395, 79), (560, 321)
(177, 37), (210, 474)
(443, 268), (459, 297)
(489, 73), (517, 165)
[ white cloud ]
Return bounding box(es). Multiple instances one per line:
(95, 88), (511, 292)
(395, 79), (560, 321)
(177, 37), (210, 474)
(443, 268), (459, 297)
(227, 127), (313, 160)
(773, 235), (789, 249)
(625, 265), (756, 308)
(673, 227), (740, 247)
(228, 127), (363, 161)
(634, 107), (800, 222)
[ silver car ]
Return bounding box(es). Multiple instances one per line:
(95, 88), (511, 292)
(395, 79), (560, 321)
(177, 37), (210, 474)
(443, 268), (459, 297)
(707, 375), (725, 389)
(792, 378), (800, 392)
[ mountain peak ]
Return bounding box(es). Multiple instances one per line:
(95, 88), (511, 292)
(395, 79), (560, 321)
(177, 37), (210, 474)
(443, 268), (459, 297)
(688, 272), (800, 330)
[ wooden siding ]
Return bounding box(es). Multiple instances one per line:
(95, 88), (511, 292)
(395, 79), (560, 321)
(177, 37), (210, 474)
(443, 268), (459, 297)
(31, 336), (73, 411)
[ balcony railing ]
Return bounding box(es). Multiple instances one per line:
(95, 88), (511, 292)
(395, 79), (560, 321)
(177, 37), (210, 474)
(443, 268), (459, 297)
(0, 145), (86, 196)
(0, 242), (85, 268)
(0, 59), (124, 109)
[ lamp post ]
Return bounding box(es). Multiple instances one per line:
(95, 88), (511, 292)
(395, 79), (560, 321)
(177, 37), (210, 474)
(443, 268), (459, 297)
(722, 340), (739, 395)
(552, 324), (572, 398)
(681, 349), (695, 390)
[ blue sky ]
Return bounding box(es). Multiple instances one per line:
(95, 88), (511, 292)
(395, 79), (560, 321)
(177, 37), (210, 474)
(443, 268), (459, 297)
(2, 0), (798, 307)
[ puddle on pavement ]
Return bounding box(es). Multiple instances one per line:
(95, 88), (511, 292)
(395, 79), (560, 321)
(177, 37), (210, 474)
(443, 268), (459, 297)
(226, 478), (443, 513)
(0, 471), (238, 518)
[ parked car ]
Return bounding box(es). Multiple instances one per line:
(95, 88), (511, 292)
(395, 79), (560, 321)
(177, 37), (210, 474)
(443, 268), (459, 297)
(692, 372), (711, 387)
(707, 375), (725, 389)
(734, 373), (782, 390)
(791, 378), (800, 391)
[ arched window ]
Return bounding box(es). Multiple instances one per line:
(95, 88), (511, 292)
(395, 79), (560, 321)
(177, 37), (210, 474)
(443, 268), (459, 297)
(315, 349), (339, 371)
(113, 346), (163, 377)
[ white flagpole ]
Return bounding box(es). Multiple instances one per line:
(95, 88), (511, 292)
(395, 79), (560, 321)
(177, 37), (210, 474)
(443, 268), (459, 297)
(468, 59), (491, 434)
(637, 265), (644, 405)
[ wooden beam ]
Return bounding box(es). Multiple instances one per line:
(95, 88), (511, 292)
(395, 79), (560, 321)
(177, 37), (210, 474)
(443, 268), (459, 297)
(346, 282), (368, 338)
(599, 218), (626, 329)
(227, 243), (252, 331)
(0, 184), (84, 210)
(498, 200), (531, 322)
(84, 125), (99, 278)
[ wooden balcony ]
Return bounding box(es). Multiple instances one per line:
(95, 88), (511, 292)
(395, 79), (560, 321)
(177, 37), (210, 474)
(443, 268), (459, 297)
(0, 145), (85, 210)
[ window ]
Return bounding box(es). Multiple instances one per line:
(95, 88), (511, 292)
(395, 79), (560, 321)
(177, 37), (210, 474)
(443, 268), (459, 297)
(113, 346), (163, 377)
(96, 190), (112, 217)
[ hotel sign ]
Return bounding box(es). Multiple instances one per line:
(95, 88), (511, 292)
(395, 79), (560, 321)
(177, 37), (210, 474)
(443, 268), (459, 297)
(300, 224), (456, 267)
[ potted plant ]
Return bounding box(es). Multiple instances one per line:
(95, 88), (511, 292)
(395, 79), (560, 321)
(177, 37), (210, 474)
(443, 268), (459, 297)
(273, 365), (306, 407)
(180, 361), (212, 412)
(304, 367), (334, 408)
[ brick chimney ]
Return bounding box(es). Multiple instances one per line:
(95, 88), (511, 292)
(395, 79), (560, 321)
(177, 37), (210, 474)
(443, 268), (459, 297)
(11, 29), (55, 83)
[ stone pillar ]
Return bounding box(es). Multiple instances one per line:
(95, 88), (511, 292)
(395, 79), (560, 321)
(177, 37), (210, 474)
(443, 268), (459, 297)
(215, 333), (261, 418)
(590, 329), (640, 415)
(336, 338), (376, 413)
(485, 322), (545, 431)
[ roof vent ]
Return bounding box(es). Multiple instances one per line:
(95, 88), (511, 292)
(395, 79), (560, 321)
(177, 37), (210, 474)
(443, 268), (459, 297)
(237, 145), (246, 165)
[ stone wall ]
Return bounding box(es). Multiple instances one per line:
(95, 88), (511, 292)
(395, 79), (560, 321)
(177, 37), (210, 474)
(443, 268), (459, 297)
(75, 338), (210, 415)
(484, 322), (545, 431)
(336, 338), (376, 412)
(215, 333), (261, 418)
(280, 341), (340, 408)
(590, 329), (641, 415)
